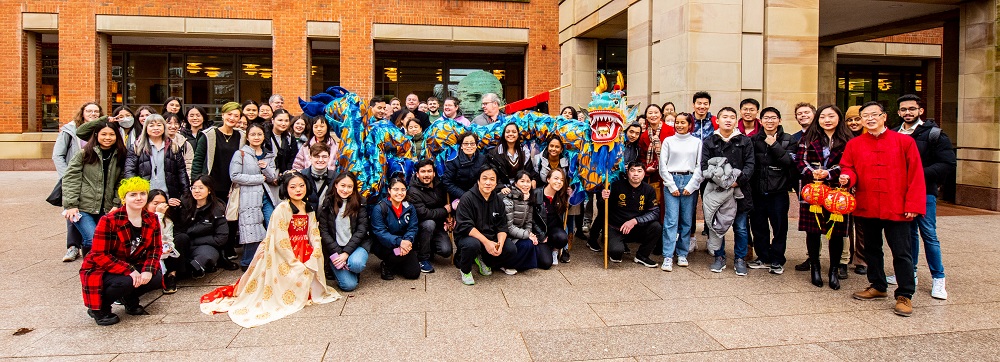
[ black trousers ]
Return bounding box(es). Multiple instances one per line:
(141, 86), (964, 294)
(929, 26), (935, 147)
(454, 236), (517, 274)
(99, 272), (163, 311)
(536, 229), (569, 269)
(750, 192), (790, 265)
(372, 242), (421, 279)
(806, 233), (843, 269)
(416, 220), (453, 261)
(607, 221), (662, 260)
(164, 233), (190, 276)
(859, 217), (915, 299)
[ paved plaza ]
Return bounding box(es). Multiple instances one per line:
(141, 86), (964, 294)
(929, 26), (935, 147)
(1, 171), (999, 361)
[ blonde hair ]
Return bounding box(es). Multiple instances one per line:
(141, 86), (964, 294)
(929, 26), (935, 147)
(135, 114), (181, 155)
(118, 177), (151, 204)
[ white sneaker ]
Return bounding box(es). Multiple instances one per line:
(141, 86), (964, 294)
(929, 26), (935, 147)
(500, 267), (518, 275)
(62, 246), (80, 262)
(677, 256), (689, 267)
(661, 259), (673, 272)
(689, 237), (697, 252)
(551, 251), (559, 265)
(886, 275), (897, 285)
(931, 278), (948, 300)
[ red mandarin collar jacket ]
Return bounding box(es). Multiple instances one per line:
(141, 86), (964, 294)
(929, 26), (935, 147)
(839, 129), (926, 221)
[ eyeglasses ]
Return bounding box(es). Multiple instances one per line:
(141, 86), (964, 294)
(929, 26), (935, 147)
(860, 113), (884, 120)
(761, 116), (779, 121)
(899, 107), (921, 113)
(461, 142), (477, 146)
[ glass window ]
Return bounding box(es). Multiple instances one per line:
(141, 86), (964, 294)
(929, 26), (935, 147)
(310, 54), (341, 96)
(41, 47), (59, 131)
(836, 65), (925, 129)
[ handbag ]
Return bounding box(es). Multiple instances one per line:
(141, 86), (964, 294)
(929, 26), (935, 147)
(46, 179), (63, 207)
(225, 150), (245, 221)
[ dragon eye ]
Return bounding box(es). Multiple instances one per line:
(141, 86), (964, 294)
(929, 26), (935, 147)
(613, 100), (619, 106)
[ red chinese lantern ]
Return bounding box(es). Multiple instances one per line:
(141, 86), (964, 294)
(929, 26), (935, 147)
(824, 188), (857, 223)
(801, 181), (830, 214)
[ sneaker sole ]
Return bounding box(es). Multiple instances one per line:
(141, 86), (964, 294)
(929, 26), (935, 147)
(634, 259), (658, 268)
(769, 269), (784, 275)
(748, 265), (769, 269)
(852, 295), (888, 301)
(710, 266), (726, 273)
(735, 271), (747, 276)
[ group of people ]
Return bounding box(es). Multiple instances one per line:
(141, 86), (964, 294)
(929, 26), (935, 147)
(53, 89), (953, 327)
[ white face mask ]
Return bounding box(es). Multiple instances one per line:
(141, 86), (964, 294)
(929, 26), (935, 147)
(118, 116), (135, 129)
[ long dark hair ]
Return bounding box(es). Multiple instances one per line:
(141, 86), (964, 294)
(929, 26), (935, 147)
(308, 116), (329, 142)
(500, 122), (525, 161)
(544, 135), (564, 161)
(803, 105), (853, 150)
(162, 96), (183, 114)
(80, 121), (127, 168)
(324, 172), (361, 218)
(186, 105), (208, 129)
(544, 168), (568, 215)
(279, 171), (313, 214)
(147, 189), (168, 209)
(560, 106), (578, 121)
(181, 175), (223, 222)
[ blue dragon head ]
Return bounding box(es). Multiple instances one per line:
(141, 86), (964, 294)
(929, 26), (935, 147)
(586, 72), (638, 145)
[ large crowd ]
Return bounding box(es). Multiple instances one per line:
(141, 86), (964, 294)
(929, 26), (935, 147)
(51, 90), (954, 327)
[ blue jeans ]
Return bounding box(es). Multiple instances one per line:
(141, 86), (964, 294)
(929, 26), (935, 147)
(331, 248), (369, 292)
(662, 174), (696, 258)
(240, 242), (260, 268)
(262, 196), (275, 229)
(74, 212), (105, 249)
(911, 195), (945, 278)
(710, 210), (749, 260)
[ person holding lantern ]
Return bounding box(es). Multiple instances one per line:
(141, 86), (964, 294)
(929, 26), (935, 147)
(839, 101), (925, 317)
(795, 105), (854, 290)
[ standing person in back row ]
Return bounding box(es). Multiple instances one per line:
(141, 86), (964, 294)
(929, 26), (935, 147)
(701, 107), (754, 276)
(472, 93), (504, 126)
(748, 107), (795, 275)
(840, 101), (926, 317)
(689, 92), (718, 244)
(892, 94), (955, 300)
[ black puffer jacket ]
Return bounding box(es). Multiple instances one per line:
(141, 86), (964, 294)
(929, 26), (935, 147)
(503, 188), (535, 240)
(443, 151), (487, 200)
(124, 138), (191, 199)
(750, 127), (795, 195)
(701, 132), (755, 212)
(172, 201), (228, 247)
(530, 187), (565, 239)
(407, 178), (450, 222)
(486, 144), (537, 189)
(318, 201), (370, 257)
(904, 121), (956, 196)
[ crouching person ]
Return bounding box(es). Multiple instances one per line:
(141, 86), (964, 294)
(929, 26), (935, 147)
(454, 166), (515, 285)
(80, 177), (163, 326)
(600, 162), (662, 268)
(319, 172), (370, 291)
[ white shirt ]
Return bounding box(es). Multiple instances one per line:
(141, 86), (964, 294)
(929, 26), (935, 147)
(658, 133), (704, 194)
(897, 119), (924, 135)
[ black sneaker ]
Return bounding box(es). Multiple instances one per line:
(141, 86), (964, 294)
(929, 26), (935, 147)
(634, 256), (659, 268)
(219, 259), (240, 271)
(587, 242), (602, 252)
(380, 261), (395, 280)
(559, 249), (571, 263)
(87, 310), (120, 326)
(125, 304), (150, 316)
(190, 260), (206, 279)
(163, 273), (177, 294)
(854, 265), (868, 275)
(838, 265), (849, 279)
(747, 259), (770, 269)
(769, 263), (784, 275)
(794, 260), (810, 271)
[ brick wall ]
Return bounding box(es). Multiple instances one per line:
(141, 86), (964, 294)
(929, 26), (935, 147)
(871, 28), (943, 45)
(4, 0), (559, 133)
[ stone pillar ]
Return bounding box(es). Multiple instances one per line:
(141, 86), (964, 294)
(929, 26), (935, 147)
(272, 5), (309, 114)
(627, 0), (652, 108)
(57, 1), (101, 126)
(763, 0), (819, 132)
(817, 46), (837, 106)
(954, 0), (1000, 210)
(339, 1), (373, 98)
(560, 38), (597, 111)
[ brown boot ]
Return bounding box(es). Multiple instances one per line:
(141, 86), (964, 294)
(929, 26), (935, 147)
(894, 296), (913, 317)
(852, 287), (888, 300)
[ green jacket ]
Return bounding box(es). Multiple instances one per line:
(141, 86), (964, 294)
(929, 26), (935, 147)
(62, 146), (123, 214)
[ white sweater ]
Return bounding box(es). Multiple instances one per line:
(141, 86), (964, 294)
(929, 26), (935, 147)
(658, 133), (704, 193)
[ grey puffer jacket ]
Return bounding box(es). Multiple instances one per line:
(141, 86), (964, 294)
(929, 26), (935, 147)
(503, 188), (534, 240)
(52, 122), (84, 177)
(230, 145), (279, 244)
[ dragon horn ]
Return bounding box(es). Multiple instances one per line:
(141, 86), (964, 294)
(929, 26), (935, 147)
(616, 71), (625, 91)
(595, 74), (607, 94)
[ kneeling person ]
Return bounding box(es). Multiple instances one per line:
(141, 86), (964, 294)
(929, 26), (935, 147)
(454, 166), (515, 285)
(370, 177), (421, 280)
(601, 162), (662, 267)
(407, 159), (455, 273)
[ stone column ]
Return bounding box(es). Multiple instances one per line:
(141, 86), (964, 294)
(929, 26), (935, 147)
(954, 0), (1000, 210)
(763, 0), (819, 132)
(272, 5), (309, 114)
(560, 38), (597, 111)
(627, 0), (652, 108)
(817, 46), (837, 106)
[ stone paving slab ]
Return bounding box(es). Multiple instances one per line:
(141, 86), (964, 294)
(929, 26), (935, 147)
(3, 171), (1000, 360)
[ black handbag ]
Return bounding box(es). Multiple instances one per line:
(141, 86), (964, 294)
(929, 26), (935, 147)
(46, 180), (62, 207)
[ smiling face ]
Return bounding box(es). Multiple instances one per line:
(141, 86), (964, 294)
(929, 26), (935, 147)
(390, 99), (401, 112)
(190, 180), (209, 201)
(259, 105), (273, 120)
(443, 100), (458, 118)
(740, 103), (758, 122)
(561, 108), (574, 120)
(97, 126), (117, 149)
(846, 115), (863, 132)
(83, 104), (102, 122)
(795, 106), (814, 129)
(405, 118), (422, 136)
(388, 181), (407, 203)
(272, 113), (290, 133)
(427, 99), (439, 112)
(760, 111), (780, 133)
(460, 135), (477, 156)
(860, 104), (886, 132)
(247, 126), (265, 147)
(137, 109), (151, 124)
(898, 100), (924, 124)
(187, 108), (204, 128)
(165, 117), (180, 138)
(818, 108), (840, 132)
(417, 164), (435, 185)
(674, 115), (690, 134)
(312, 120), (328, 139)
(311, 151), (330, 170)
(292, 119), (307, 135)
(335, 176), (355, 199)
(546, 169), (564, 192)
(243, 104), (258, 119)
(222, 109), (240, 129)
(546, 138), (563, 158)
(693, 97), (710, 118)
(482, 98), (500, 117)
(645, 106), (662, 127)
(166, 100), (181, 114)
(146, 120), (165, 139)
(503, 124), (519, 144)
(405, 94), (419, 111)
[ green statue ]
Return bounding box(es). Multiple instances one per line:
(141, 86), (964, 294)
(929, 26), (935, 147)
(456, 70), (504, 117)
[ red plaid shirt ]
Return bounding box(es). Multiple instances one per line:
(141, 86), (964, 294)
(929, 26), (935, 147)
(79, 208), (162, 310)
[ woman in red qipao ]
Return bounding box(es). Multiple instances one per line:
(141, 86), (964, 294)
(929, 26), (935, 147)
(200, 170), (340, 327)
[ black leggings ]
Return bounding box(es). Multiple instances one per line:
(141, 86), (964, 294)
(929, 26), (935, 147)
(536, 229), (569, 269)
(98, 272), (163, 311)
(806, 232), (843, 268)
